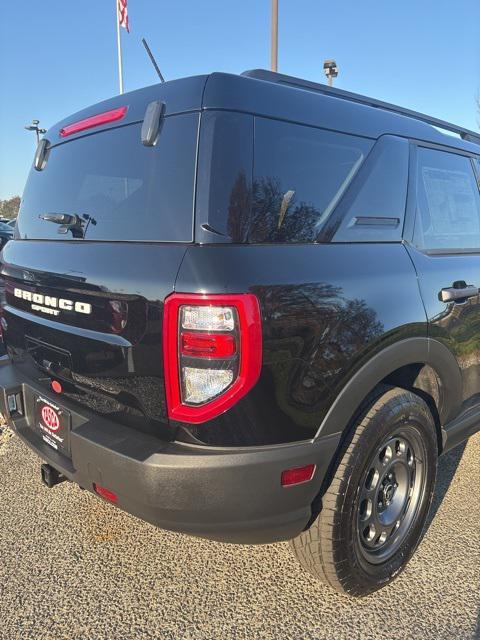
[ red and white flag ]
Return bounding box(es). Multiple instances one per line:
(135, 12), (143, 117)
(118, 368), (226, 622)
(117, 0), (130, 33)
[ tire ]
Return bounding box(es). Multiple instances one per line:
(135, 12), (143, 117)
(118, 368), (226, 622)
(290, 386), (438, 597)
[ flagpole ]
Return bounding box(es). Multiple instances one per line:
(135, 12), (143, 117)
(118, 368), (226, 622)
(115, 0), (124, 94)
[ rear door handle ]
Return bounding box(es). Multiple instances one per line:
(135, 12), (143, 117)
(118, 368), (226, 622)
(439, 285), (478, 302)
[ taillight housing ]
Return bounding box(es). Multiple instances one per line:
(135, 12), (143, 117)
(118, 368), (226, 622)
(163, 293), (262, 423)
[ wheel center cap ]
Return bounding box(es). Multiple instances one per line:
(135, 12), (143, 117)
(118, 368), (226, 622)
(383, 483), (394, 503)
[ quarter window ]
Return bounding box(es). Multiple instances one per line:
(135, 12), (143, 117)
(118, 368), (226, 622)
(332, 136), (409, 242)
(249, 118), (372, 243)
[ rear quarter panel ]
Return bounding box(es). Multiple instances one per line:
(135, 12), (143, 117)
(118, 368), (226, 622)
(175, 243), (427, 445)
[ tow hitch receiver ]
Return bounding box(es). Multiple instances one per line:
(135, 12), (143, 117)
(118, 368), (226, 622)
(40, 463), (65, 488)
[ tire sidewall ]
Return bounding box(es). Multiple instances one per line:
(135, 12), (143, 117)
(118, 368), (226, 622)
(335, 392), (438, 592)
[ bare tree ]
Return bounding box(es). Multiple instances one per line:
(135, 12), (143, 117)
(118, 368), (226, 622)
(0, 196), (20, 219)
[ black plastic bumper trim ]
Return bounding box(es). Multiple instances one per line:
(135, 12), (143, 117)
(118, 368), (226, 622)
(0, 357), (341, 544)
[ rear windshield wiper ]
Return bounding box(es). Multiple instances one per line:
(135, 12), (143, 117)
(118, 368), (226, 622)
(39, 213), (96, 239)
(40, 213), (79, 226)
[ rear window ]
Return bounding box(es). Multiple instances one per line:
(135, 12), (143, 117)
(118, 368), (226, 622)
(198, 113), (372, 243)
(18, 113), (199, 242)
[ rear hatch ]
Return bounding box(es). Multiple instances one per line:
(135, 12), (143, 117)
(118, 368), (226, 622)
(2, 77), (206, 439)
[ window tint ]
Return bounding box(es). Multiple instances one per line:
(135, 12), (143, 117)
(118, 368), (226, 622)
(474, 158), (480, 183)
(196, 111), (253, 241)
(18, 113), (199, 242)
(249, 118), (372, 243)
(413, 147), (480, 251)
(332, 136), (409, 242)
(198, 114), (373, 244)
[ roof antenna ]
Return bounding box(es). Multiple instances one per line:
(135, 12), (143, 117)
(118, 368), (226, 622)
(141, 38), (165, 83)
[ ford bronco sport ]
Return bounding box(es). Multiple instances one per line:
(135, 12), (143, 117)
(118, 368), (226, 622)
(2, 69), (479, 596)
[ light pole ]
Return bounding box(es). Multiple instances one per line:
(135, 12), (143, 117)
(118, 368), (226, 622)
(323, 60), (338, 87)
(271, 0), (278, 72)
(24, 119), (46, 144)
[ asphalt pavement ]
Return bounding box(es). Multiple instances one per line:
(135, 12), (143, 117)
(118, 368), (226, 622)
(0, 426), (478, 640)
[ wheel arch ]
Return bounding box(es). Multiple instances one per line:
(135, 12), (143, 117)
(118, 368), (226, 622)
(316, 337), (461, 444)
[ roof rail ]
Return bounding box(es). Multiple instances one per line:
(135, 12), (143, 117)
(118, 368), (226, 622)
(242, 69), (480, 147)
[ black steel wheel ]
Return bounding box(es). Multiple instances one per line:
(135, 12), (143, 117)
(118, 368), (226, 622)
(290, 386), (438, 596)
(356, 428), (427, 564)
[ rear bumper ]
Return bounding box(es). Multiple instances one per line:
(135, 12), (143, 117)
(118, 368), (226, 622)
(0, 357), (341, 544)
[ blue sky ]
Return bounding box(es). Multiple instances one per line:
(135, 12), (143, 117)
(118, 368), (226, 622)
(1, 0), (479, 199)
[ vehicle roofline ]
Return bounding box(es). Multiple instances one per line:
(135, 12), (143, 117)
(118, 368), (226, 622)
(203, 71), (480, 155)
(41, 70), (479, 155)
(242, 69), (480, 148)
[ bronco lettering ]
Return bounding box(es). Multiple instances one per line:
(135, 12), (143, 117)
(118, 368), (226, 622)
(14, 287), (92, 315)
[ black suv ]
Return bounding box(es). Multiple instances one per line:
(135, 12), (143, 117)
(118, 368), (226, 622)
(2, 70), (479, 597)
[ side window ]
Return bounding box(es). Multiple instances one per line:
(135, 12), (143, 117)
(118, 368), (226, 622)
(249, 118), (372, 243)
(332, 136), (409, 242)
(196, 111), (253, 242)
(413, 147), (480, 251)
(473, 158), (480, 184)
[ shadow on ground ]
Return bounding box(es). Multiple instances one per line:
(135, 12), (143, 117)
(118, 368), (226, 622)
(425, 440), (466, 530)
(0, 427), (478, 640)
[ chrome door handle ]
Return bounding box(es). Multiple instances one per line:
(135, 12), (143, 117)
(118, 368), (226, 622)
(439, 285), (478, 302)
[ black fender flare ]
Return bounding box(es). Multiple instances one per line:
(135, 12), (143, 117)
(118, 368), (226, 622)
(315, 337), (462, 439)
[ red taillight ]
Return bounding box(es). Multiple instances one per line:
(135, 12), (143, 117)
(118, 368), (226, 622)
(281, 464), (316, 487)
(93, 483), (118, 503)
(163, 293), (262, 424)
(180, 332), (236, 358)
(59, 106), (128, 138)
